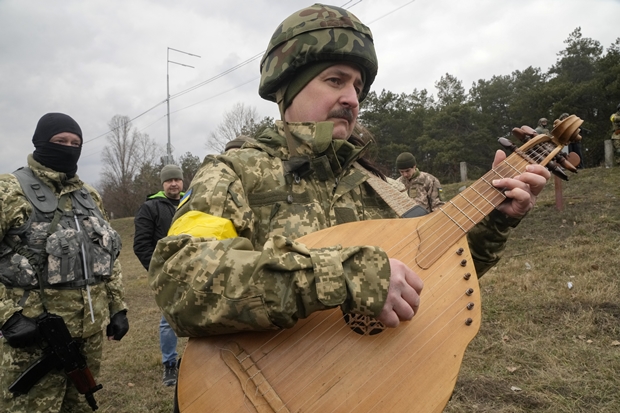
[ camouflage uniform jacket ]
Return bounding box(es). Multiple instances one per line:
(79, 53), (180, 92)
(397, 170), (445, 212)
(0, 155), (127, 339)
(611, 131), (620, 165)
(611, 111), (620, 158)
(149, 122), (519, 337)
(611, 111), (620, 131)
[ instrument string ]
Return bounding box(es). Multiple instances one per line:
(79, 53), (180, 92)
(300, 259), (478, 413)
(268, 313), (361, 387)
(361, 302), (475, 413)
(402, 157), (518, 266)
(411, 135), (555, 265)
(353, 137), (550, 269)
(286, 232), (480, 409)
(266, 241), (479, 411)
(314, 138), (568, 408)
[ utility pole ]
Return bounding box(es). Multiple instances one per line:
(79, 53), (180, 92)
(166, 47), (200, 164)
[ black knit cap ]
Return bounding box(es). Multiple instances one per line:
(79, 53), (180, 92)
(32, 113), (82, 148)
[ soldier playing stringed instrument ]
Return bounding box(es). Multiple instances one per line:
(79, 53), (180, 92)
(148, 4), (555, 412)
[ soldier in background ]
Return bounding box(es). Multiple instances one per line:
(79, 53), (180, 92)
(148, 4), (550, 339)
(610, 104), (620, 165)
(535, 118), (550, 135)
(0, 113), (128, 412)
(395, 152), (444, 213)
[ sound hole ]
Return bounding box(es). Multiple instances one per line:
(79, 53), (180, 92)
(343, 313), (386, 335)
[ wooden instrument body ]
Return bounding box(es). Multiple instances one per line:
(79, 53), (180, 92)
(179, 216), (481, 413)
(177, 116), (585, 412)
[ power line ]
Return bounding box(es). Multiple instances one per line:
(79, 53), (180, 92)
(83, 99), (167, 144)
(80, 114), (167, 159)
(85, 0), (416, 147)
(340, 0), (362, 8)
(83, 54), (262, 145)
(367, 0), (417, 24)
(170, 53), (263, 100)
(171, 77), (259, 115)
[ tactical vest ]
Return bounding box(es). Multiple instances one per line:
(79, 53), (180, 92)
(0, 167), (122, 290)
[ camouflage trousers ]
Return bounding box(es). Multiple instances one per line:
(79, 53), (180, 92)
(0, 330), (103, 413)
(612, 135), (620, 166)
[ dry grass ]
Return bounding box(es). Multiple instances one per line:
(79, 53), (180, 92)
(443, 167), (620, 412)
(95, 166), (620, 412)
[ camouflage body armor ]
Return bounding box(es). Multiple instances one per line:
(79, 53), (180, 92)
(0, 167), (121, 290)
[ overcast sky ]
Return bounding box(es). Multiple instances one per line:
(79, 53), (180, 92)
(1, 0), (617, 186)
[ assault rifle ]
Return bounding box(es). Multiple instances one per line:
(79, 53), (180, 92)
(9, 312), (103, 411)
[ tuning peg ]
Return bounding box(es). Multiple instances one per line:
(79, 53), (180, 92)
(566, 152), (581, 167)
(511, 128), (530, 142)
(556, 154), (578, 173)
(520, 125), (539, 136)
(547, 161), (569, 181)
(498, 137), (517, 151)
(555, 151), (580, 172)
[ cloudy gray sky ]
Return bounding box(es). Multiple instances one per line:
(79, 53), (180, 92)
(1, 0), (617, 185)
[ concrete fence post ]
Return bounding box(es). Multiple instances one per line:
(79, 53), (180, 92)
(604, 140), (614, 168)
(460, 162), (468, 182)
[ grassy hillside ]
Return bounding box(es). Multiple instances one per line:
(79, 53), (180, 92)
(445, 166), (620, 412)
(95, 166), (619, 412)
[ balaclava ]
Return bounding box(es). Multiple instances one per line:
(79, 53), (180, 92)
(32, 113), (82, 178)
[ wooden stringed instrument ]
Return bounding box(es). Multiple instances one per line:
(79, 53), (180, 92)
(177, 116), (584, 413)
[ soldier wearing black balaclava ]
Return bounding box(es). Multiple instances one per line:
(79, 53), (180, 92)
(0, 113), (128, 412)
(31, 112), (83, 178)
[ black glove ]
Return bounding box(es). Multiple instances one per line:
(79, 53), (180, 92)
(106, 310), (129, 341)
(1, 311), (40, 348)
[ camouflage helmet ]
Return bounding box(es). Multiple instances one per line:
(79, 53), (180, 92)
(259, 3), (378, 104)
(538, 118), (548, 125)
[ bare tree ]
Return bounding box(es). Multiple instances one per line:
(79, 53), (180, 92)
(100, 115), (163, 217)
(206, 103), (273, 153)
(101, 115), (160, 185)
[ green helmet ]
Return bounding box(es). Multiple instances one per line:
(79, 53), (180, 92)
(259, 3), (378, 104)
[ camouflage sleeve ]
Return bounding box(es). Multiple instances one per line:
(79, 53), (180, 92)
(105, 259), (127, 316)
(428, 175), (445, 211)
(0, 174), (31, 324)
(86, 184), (128, 316)
(467, 209), (521, 277)
(148, 157), (390, 337)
